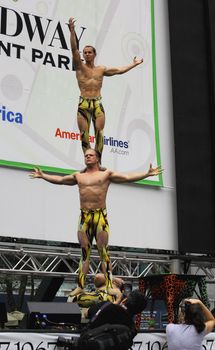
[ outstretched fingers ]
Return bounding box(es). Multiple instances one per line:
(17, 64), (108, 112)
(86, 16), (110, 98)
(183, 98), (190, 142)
(29, 167), (41, 179)
(148, 164), (163, 176)
(133, 56), (144, 65)
(69, 17), (76, 30)
(154, 165), (163, 175)
(157, 165), (164, 174)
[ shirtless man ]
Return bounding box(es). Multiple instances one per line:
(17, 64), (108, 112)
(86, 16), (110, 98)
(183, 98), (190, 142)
(68, 273), (123, 307)
(69, 17), (143, 160)
(30, 148), (162, 296)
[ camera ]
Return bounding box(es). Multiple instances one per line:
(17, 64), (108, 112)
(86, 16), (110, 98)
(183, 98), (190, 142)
(57, 336), (80, 349)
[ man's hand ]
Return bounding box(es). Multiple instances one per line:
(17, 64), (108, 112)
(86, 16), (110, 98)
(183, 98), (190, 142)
(29, 168), (43, 179)
(147, 163), (163, 177)
(133, 56), (143, 66)
(69, 17), (76, 32)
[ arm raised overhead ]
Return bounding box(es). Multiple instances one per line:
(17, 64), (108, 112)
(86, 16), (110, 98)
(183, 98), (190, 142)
(69, 17), (82, 69)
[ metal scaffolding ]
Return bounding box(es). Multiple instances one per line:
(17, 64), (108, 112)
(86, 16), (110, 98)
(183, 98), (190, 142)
(0, 242), (172, 281)
(0, 242), (215, 282)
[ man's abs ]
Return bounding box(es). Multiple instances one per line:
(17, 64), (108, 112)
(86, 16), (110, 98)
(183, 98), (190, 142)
(76, 69), (104, 97)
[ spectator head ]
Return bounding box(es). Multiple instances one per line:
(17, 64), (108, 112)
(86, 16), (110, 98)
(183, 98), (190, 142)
(124, 290), (147, 316)
(183, 300), (205, 333)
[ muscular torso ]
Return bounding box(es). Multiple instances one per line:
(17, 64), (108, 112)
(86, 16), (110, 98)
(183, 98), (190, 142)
(75, 170), (111, 209)
(76, 65), (105, 98)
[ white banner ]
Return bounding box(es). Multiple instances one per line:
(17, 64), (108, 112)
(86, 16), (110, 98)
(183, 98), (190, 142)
(0, 332), (214, 350)
(0, 0), (162, 186)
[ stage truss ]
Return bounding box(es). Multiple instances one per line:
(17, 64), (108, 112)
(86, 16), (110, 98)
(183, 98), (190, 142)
(0, 243), (171, 281)
(0, 242), (215, 283)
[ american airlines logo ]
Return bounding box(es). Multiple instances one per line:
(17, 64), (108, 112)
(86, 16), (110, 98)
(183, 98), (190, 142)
(55, 127), (129, 149)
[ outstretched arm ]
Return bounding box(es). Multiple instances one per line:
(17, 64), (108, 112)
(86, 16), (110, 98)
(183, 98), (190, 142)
(104, 56), (143, 76)
(68, 17), (82, 69)
(29, 168), (77, 186)
(109, 164), (162, 183)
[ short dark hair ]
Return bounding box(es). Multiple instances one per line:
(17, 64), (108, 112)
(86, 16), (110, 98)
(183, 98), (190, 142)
(83, 45), (97, 55)
(125, 290), (147, 316)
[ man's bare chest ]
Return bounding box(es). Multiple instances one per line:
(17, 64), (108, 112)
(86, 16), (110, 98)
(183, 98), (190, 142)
(77, 67), (104, 82)
(77, 173), (108, 188)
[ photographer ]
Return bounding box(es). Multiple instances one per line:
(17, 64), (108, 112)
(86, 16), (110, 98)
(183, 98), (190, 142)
(58, 289), (147, 350)
(166, 298), (215, 350)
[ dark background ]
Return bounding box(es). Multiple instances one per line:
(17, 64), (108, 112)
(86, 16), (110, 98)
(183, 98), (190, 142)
(168, 0), (215, 254)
